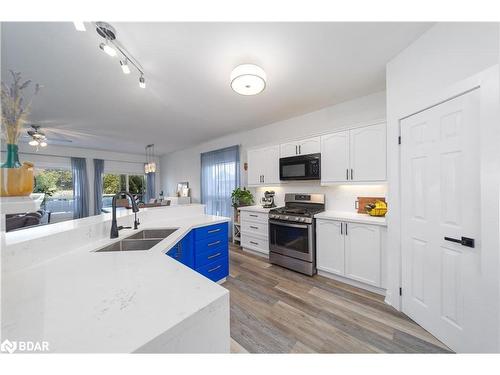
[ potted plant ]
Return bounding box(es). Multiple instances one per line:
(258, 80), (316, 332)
(231, 187), (254, 223)
(1, 71), (40, 196)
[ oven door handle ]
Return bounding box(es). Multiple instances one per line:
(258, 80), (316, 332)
(269, 220), (310, 229)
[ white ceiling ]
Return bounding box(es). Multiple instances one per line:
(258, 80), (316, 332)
(1, 22), (432, 155)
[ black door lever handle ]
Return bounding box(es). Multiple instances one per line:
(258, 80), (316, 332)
(444, 236), (475, 248)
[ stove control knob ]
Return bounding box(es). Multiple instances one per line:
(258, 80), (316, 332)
(295, 217), (300, 221)
(300, 218), (306, 222)
(284, 216), (289, 220)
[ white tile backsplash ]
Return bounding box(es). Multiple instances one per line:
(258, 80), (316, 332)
(255, 183), (387, 212)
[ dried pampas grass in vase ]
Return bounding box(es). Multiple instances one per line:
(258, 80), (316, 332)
(0, 71), (40, 196)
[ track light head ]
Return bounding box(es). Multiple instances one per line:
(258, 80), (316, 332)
(99, 42), (117, 57)
(139, 75), (146, 89)
(120, 59), (131, 74)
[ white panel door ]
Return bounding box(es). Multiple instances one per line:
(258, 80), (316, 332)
(280, 142), (299, 158)
(320, 131), (350, 183)
(344, 222), (381, 286)
(247, 148), (264, 185)
(298, 137), (321, 155)
(401, 89), (481, 352)
(263, 145), (280, 184)
(349, 123), (387, 181)
(316, 220), (345, 275)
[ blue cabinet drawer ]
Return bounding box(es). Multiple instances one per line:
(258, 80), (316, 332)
(195, 243), (228, 268)
(193, 222), (228, 241)
(195, 256), (229, 282)
(194, 233), (227, 254)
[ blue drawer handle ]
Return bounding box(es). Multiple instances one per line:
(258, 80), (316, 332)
(208, 265), (222, 273)
(207, 252), (222, 260)
(208, 240), (221, 247)
(208, 228), (221, 234)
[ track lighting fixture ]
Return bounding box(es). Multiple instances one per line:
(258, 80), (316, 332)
(139, 75), (146, 89)
(120, 59), (131, 74)
(92, 21), (146, 89)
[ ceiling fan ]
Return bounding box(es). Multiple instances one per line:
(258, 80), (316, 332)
(24, 124), (73, 149)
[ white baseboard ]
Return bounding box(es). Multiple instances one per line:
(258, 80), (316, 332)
(317, 269), (386, 296)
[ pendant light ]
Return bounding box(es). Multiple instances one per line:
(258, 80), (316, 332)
(144, 144), (156, 174)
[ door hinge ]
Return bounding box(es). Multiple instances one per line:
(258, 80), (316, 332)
(398, 136), (401, 145)
(399, 287), (402, 296)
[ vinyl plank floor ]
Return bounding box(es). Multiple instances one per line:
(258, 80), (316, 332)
(223, 244), (452, 354)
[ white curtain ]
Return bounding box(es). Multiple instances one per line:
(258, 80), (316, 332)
(200, 145), (240, 218)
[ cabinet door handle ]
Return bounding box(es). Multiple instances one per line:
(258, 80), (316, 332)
(208, 228), (221, 234)
(345, 222), (348, 236)
(263, 175), (265, 183)
(346, 169), (349, 180)
(207, 252), (222, 259)
(208, 240), (221, 247)
(250, 225), (259, 229)
(350, 169), (353, 180)
(295, 145), (298, 155)
(250, 241), (259, 245)
(208, 265), (222, 273)
(249, 214), (258, 217)
(340, 222), (343, 235)
(299, 145), (301, 154)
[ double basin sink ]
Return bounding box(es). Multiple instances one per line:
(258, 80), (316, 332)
(96, 228), (178, 252)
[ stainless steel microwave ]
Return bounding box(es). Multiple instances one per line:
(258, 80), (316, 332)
(279, 153), (321, 181)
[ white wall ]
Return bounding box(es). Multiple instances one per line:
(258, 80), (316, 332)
(1, 143), (160, 215)
(161, 90), (387, 208)
(385, 22), (499, 350)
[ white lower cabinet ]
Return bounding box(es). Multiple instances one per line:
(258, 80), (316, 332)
(344, 222), (381, 286)
(316, 219), (384, 290)
(239, 208), (269, 255)
(316, 220), (345, 275)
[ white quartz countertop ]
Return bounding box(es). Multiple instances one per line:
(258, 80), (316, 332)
(2, 212), (230, 352)
(238, 205), (274, 213)
(315, 210), (387, 226)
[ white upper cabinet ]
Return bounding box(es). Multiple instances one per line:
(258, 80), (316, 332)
(280, 142), (299, 158)
(247, 145), (280, 186)
(298, 137), (321, 155)
(349, 123), (386, 182)
(247, 148), (264, 185)
(280, 137), (320, 158)
(262, 145), (280, 184)
(321, 123), (387, 184)
(320, 131), (349, 182)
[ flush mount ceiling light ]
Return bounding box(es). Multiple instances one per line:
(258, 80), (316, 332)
(91, 21), (146, 89)
(230, 64), (266, 96)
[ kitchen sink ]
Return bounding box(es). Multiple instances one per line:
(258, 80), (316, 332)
(95, 228), (178, 252)
(126, 228), (178, 240)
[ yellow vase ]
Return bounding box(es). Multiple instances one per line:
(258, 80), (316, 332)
(0, 165), (34, 197)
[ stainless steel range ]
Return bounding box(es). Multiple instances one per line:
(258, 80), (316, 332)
(268, 193), (325, 276)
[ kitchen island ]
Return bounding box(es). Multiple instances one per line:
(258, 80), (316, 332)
(1, 204), (230, 353)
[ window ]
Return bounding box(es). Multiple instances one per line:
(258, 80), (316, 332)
(33, 168), (74, 223)
(201, 145), (240, 219)
(102, 173), (145, 208)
